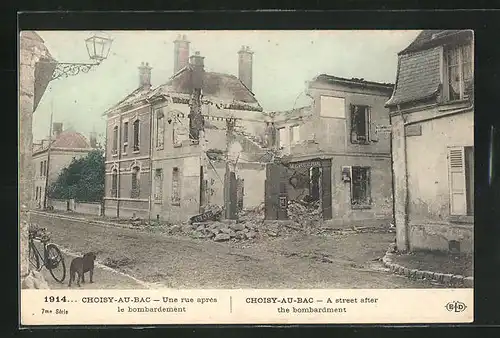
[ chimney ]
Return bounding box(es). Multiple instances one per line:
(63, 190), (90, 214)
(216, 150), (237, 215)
(138, 62), (152, 88)
(173, 34), (190, 74)
(89, 131), (97, 148)
(238, 45), (254, 91)
(189, 51), (205, 90)
(52, 122), (63, 139)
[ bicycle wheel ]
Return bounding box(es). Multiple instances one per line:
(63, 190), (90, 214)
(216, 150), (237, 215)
(46, 244), (66, 283)
(28, 242), (40, 270)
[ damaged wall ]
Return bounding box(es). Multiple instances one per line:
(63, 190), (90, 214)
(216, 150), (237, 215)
(329, 155), (393, 227)
(405, 109), (474, 253)
(306, 83), (392, 155)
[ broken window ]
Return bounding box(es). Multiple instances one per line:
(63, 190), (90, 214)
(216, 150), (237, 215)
(133, 119), (140, 152)
(154, 168), (163, 201)
(112, 126), (118, 154)
(171, 167), (180, 205)
(111, 169), (118, 197)
(350, 105), (371, 144)
(445, 43), (473, 102)
(277, 127), (287, 149)
(189, 89), (202, 141)
(156, 110), (165, 149)
(130, 166), (140, 198)
(291, 125), (300, 144)
(123, 122), (129, 153)
(351, 166), (371, 207)
(448, 146), (474, 216)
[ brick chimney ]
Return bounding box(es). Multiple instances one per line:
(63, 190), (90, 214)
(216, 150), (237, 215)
(189, 51), (205, 90)
(173, 34), (190, 74)
(138, 62), (152, 88)
(238, 45), (254, 91)
(53, 122), (63, 138)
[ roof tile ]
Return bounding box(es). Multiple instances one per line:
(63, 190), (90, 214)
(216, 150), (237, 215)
(385, 46), (441, 107)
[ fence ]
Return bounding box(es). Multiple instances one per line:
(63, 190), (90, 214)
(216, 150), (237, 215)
(48, 198), (103, 216)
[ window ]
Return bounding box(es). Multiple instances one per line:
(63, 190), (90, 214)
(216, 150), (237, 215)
(156, 110), (165, 149)
(290, 125), (300, 144)
(448, 146), (474, 216)
(40, 161), (43, 177)
(111, 169), (118, 197)
(133, 119), (140, 152)
(445, 44), (473, 102)
(112, 126), (118, 155)
(154, 169), (163, 201)
(320, 96), (346, 118)
(278, 128), (287, 149)
(131, 166), (140, 198)
(123, 122), (129, 153)
(171, 167), (180, 205)
(350, 105), (372, 144)
(351, 166), (371, 207)
(35, 187), (39, 200)
(44, 160), (48, 176)
(172, 113), (189, 147)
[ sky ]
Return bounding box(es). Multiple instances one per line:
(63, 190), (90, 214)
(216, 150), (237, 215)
(32, 30), (421, 143)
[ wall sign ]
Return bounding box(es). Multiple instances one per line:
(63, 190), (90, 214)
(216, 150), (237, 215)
(405, 124), (422, 137)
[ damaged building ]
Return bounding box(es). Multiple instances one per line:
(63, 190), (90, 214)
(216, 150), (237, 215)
(103, 35), (270, 221)
(266, 75), (395, 228)
(385, 30), (474, 253)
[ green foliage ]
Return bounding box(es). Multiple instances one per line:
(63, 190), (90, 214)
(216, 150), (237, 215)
(48, 150), (105, 202)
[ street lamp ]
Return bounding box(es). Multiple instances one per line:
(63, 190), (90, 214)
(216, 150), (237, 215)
(36, 31), (113, 209)
(38, 31), (113, 82)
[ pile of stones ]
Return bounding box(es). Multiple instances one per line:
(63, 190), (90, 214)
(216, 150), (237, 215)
(184, 221), (259, 242)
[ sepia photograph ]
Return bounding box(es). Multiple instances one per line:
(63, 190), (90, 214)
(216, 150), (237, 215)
(19, 29), (474, 297)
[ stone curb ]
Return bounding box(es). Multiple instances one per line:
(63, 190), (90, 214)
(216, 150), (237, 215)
(382, 243), (473, 288)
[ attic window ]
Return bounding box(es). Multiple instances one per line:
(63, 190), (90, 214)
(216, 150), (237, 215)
(444, 43), (473, 102)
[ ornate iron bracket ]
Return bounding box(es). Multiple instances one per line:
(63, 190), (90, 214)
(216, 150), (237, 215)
(41, 61), (101, 81)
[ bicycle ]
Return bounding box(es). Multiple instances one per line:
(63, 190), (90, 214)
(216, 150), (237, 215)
(28, 225), (66, 283)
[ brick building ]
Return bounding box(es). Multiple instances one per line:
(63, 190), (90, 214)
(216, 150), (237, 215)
(32, 123), (95, 208)
(267, 75), (395, 227)
(103, 35), (269, 221)
(385, 30), (474, 253)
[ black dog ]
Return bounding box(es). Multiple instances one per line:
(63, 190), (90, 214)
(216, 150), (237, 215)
(68, 252), (96, 287)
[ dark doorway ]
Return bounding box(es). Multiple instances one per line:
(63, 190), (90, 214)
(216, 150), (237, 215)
(310, 167), (321, 201)
(265, 158), (332, 220)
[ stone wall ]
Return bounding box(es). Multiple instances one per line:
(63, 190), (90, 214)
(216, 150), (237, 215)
(19, 31), (53, 288)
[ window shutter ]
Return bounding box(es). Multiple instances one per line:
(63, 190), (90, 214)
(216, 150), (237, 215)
(349, 104), (357, 143)
(448, 147), (467, 215)
(368, 107), (379, 142)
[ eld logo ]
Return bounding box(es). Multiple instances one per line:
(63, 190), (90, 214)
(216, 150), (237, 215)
(445, 301), (467, 313)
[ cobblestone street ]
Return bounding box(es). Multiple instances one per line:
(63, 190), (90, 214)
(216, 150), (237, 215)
(31, 212), (442, 289)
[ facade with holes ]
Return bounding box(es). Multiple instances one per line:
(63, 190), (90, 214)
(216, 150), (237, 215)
(386, 30), (474, 253)
(147, 52), (268, 223)
(103, 36), (269, 222)
(268, 75), (394, 227)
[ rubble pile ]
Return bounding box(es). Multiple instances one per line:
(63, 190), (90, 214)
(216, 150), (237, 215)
(238, 203), (265, 223)
(182, 221), (259, 242)
(287, 199), (322, 226)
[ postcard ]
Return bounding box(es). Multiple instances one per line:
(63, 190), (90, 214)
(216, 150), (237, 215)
(19, 29), (474, 326)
